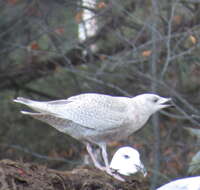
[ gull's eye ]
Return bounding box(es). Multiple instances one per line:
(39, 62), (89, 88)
(123, 154), (130, 159)
(153, 97), (159, 103)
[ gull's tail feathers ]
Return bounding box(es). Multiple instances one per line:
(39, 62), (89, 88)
(20, 111), (71, 133)
(13, 97), (34, 105)
(20, 111), (41, 115)
(20, 111), (51, 120)
(13, 97), (49, 113)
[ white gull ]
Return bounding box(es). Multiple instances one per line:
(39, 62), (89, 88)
(14, 93), (171, 181)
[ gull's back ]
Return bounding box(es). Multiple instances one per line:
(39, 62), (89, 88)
(46, 93), (130, 130)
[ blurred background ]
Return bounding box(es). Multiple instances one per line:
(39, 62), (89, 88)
(0, 0), (200, 189)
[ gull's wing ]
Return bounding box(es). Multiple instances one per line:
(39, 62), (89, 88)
(15, 93), (131, 131)
(20, 111), (94, 141)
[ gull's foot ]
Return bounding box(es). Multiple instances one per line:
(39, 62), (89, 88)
(105, 168), (125, 182)
(95, 165), (107, 171)
(110, 172), (125, 181)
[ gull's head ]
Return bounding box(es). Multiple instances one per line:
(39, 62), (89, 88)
(110, 146), (147, 176)
(133, 93), (172, 114)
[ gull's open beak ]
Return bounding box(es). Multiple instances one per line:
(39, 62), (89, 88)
(160, 97), (173, 108)
(136, 164), (147, 177)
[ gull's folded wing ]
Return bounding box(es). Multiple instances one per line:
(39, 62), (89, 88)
(14, 94), (131, 131)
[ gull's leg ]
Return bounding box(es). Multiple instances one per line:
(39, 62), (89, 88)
(86, 142), (105, 171)
(100, 143), (125, 182)
(100, 143), (110, 170)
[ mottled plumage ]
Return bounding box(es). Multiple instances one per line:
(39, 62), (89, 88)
(14, 93), (171, 181)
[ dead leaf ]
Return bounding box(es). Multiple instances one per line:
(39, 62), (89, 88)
(173, 15), (182, 25)
(189, 35), (197, 44)
(54, 27), (65, 35)
(7, 0), (17, 5)
(75, 11), (83, 23)
(97, 2), (106, 9)
(29, 42), (40, 50)
(99, 55), (107, 60)
(142, 50), (152, 57)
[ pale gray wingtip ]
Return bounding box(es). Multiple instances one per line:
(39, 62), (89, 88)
(20, 111), (37, 115)
(21, 111), (31, 114)
(13, 98), (19, 103)
(13, 97), (31, 104)
(20, 111), (45, 115)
